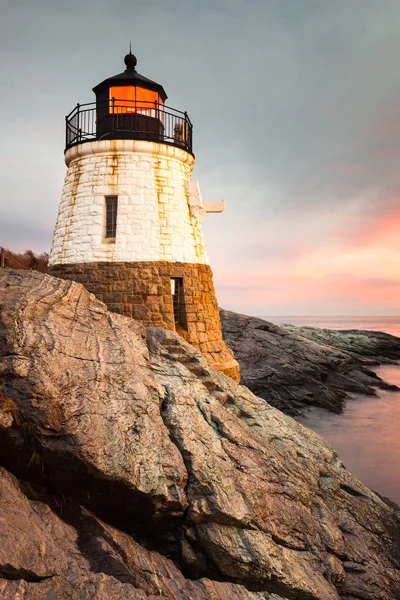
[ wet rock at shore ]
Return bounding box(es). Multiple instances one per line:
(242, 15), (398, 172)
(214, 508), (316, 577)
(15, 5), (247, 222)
(0, 269), (399, 600)
(220, 309), (400, 416)
(283, 323), (400, 364)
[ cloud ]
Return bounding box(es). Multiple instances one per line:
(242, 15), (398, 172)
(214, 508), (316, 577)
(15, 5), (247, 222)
(2, 0), (400, 314)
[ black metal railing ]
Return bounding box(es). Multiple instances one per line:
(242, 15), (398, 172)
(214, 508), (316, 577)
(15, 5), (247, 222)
(65, 100), (193, 154)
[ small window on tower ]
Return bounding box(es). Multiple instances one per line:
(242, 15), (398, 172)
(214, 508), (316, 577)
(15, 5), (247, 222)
(171, 278), (187, 330)
(105, 196), (118, 239)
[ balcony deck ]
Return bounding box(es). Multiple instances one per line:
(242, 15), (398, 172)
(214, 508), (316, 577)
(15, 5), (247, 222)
(65, 100), (193, 155)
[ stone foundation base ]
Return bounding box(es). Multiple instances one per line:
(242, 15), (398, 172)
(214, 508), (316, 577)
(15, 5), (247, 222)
(50, 261), (240, 382)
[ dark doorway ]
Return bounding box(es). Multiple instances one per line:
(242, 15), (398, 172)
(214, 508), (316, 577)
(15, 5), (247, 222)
(170, 278), (187, 330)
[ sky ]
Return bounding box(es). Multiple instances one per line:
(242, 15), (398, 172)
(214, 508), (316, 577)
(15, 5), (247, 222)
(1, 0), (400, 315)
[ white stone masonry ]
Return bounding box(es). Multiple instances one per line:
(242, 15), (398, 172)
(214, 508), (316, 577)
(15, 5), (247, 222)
(49, 140), (209, 266)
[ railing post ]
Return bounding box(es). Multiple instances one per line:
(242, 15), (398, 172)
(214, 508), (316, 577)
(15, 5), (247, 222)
(184, 112), (189, 151)
(76, 103), (80, 143)
(0, 247), (5, 268)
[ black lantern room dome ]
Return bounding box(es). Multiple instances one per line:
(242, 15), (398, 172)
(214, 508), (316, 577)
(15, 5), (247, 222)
(92, 52), (168, 102)
(65, 52), (193, 155)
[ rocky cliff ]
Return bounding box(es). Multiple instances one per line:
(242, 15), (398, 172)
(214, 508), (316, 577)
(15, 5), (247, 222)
(220, 309), (400, 415)
(0, 269), (399, 599)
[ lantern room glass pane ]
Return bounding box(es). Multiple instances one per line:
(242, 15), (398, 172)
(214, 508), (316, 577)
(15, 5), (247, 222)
(110, 86), (135, 113)
(109, 86), (163, 118)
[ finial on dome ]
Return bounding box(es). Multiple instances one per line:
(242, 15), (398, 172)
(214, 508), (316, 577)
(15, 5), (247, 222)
(124, 43), (137, 70)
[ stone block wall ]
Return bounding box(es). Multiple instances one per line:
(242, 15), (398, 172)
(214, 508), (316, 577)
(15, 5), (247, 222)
(50, 261), (240, 382)
(49, 140), (208, 267)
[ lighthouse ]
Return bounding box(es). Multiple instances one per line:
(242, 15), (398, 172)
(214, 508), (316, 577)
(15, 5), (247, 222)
(49, 51), (240, 382)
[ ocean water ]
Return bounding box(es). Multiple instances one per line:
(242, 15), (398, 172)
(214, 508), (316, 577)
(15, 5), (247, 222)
(261, 316), (400, 504)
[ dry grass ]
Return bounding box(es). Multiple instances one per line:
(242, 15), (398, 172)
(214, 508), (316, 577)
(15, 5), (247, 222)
(0, 248), (49, 273)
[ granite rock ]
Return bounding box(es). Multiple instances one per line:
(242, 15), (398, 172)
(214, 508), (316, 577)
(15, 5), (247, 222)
(0, 269), (399, 599)
(220, 309), (400, 415)
(283, 323), (400, 364)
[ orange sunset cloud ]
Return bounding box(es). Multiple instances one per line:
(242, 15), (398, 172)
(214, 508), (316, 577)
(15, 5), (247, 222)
(211, 197), (400, 315)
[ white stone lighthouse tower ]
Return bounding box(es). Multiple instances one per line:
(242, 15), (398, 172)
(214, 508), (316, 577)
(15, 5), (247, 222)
(49, 51), (240, 381)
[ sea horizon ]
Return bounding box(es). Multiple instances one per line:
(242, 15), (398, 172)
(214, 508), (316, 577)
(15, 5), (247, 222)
(259, 315), (400, 338)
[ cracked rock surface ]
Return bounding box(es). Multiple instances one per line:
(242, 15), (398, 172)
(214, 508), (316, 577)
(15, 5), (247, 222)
(0, 270), (399, 599)
(220, 309), (400, 416)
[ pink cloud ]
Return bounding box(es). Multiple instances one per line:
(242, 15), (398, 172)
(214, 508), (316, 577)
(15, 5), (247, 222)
(211, 195), (400, 314)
